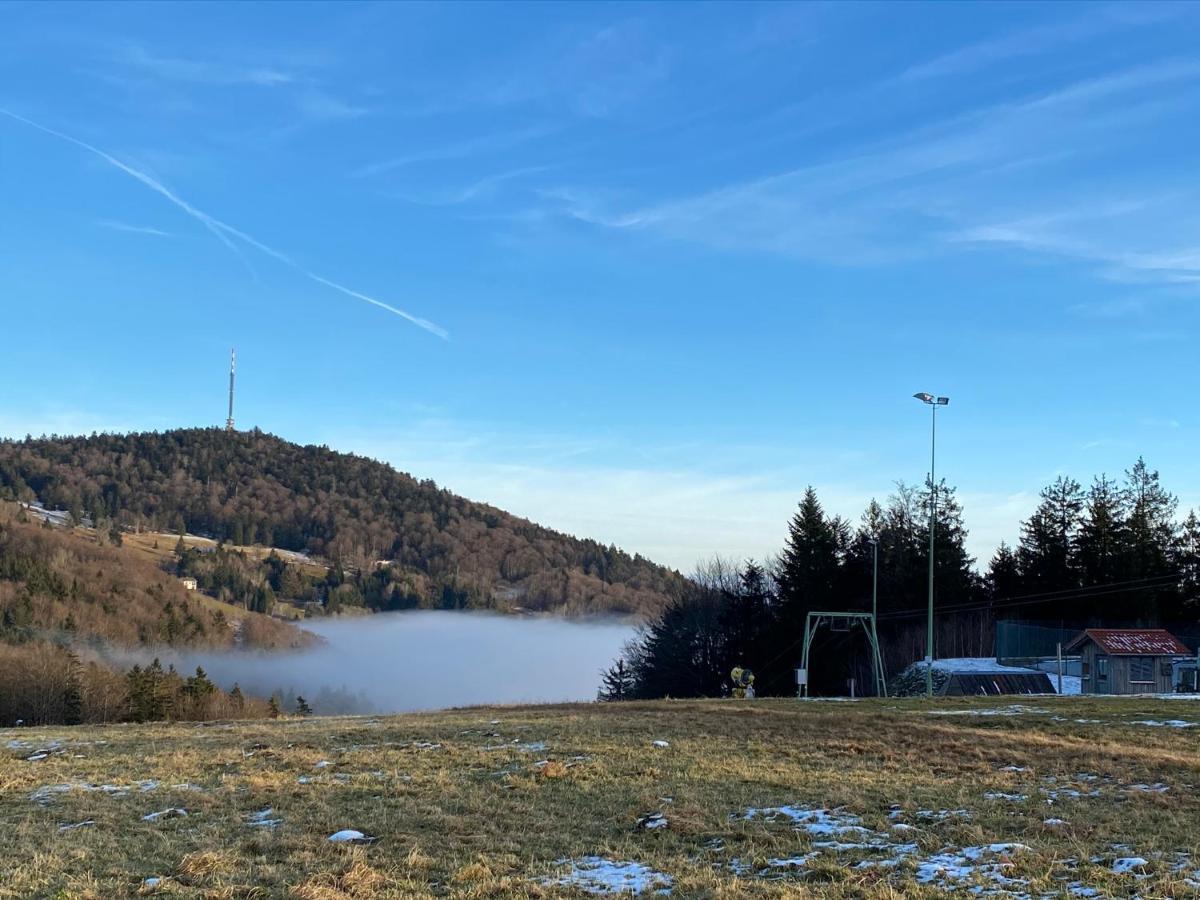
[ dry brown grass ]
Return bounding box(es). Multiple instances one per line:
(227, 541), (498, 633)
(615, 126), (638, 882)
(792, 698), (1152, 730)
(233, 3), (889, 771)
(2, 696), (1200, 897)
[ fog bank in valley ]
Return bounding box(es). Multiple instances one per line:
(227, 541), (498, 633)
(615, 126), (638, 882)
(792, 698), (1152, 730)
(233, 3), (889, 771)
(156, 612), (636, 714)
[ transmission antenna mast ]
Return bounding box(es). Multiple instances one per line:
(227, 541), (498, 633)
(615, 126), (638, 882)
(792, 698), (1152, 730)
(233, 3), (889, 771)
(225, 348), (236, 432)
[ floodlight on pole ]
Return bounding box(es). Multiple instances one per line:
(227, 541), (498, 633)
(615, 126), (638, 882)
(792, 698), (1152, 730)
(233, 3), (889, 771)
(913, 391), (949, 698)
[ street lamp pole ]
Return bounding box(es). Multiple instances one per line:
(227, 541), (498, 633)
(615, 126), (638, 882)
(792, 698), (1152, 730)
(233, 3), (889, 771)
(913, 392), (949, 698)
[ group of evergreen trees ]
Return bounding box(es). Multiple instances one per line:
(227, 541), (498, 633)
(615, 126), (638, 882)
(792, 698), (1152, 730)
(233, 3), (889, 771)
(989, 461), (1197, 623)
(603, 459), (1200, 700)
(126, 660), (225, 721)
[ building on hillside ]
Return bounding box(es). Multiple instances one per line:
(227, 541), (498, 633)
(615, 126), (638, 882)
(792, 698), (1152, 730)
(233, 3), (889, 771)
(180, 577), (198, 591)
(1065, 629), (1192, 695)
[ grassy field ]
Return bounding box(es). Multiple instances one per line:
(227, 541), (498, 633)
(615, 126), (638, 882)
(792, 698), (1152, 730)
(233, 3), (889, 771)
(2, 696), (1199, 898)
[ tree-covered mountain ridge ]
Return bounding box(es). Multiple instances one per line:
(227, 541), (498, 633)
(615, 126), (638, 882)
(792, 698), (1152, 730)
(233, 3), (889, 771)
(0, 428), (684, 617)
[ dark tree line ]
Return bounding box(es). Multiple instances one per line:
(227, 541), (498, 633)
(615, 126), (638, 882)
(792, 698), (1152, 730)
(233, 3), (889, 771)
(604, 460), (1200, 699)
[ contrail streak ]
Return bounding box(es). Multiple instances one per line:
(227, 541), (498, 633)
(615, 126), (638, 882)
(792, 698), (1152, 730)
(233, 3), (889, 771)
(0, 108), (447, 339)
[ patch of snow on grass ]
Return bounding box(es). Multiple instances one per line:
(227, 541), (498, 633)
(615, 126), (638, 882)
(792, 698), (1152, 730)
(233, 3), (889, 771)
(246, 808), (281, 828)
(549, 857), (673, 895)
(1123, 782), (1171, 796)
(743, 805), (867, 836)
(928, 704), (1050, 717)
(32, 780), (160, 806)
(1130, 719), (1195, 728)
(914, 843), (1030, 891)
(142, 808), (187, 822)
(636, 813), (668, 831)
(1112, 857), (1148, 874)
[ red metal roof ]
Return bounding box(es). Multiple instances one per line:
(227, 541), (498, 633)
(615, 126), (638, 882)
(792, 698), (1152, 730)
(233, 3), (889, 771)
(1065, 628), (1191, 656)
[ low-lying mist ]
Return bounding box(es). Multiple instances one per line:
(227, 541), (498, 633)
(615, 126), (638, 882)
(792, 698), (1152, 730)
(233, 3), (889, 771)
(139, 611), (636, 715)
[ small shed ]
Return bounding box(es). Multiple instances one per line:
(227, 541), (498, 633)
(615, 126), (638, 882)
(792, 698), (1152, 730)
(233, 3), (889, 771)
(180, 577), (198, 591)
(1065, 629), (1191, 695)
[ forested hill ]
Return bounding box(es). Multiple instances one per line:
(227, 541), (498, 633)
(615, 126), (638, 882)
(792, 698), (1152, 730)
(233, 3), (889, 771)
(0, 511), (307, 651)
(0, 429), (683, 617)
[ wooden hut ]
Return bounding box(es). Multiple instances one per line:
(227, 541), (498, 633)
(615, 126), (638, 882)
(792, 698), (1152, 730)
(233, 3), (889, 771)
(1065, 629), (1191, 695)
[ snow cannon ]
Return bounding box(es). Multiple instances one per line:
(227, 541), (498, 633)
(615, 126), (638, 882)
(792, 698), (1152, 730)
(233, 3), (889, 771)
(730, 667), (756, 699)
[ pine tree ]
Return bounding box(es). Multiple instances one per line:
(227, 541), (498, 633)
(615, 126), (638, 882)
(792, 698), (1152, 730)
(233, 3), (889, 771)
(1179, 510), (1200, 611)
(229, 683), (246, 712)
(776, 487), (840, 620)
(295, 696), (313, 717)
(1017, 476), (1083, 602)
(598, 658), (635, 701)
(987, 542), (1021, 603)
(267, 695), (281, 719)
(1074, 475), (1129, 622)
(1123, 458), (1178, 620)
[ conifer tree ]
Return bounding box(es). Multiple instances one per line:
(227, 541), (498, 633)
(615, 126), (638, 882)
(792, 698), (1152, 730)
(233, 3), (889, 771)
(598, 658), (635, 701)
(1179, 510), (1200, 611)
(1074, 475), (1129, 621)
(987, 542), (1021, 603)
(776, 487), (839, 621)
(1123, 458), (1179, 619)
(1017, 476), (1084, 601)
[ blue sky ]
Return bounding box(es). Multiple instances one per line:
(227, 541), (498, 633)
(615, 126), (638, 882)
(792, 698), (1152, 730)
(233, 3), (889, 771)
(3, 1), (1199, 571)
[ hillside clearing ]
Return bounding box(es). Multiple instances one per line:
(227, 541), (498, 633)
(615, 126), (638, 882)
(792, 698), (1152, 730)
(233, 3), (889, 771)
(2, 697), (1199, 897)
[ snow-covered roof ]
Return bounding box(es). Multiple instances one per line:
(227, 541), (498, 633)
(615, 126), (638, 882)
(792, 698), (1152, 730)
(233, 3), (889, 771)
(930, 658), (1042, 675)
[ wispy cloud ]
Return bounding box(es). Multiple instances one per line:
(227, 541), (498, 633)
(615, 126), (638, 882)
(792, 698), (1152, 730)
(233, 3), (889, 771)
(295, 91), (370, 121)
(1, 108), (447, 339)
(96, 218), (173, 237)
(900, 4), (1185, 81)
(396, 166), (552, 207)
(466, 21), (672, 117)
(542, 58), (1200, 280)
(112, 45), (297, 88)
(352, 126), (552, 178)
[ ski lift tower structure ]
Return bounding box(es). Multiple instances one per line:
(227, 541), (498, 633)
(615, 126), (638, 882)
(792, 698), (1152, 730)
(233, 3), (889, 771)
(796, 536), (888, 698)
(798, 611), (887, 698)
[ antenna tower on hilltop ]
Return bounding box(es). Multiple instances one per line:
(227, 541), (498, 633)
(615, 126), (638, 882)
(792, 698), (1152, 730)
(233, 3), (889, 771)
(225, 348), (236, 432)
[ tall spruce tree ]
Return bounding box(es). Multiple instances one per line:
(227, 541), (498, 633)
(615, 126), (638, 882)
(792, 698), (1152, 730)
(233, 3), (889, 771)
(776, 487), (840, 623)
(1016, 476), (1083, 605)
(1123, 458), (1179, 620)
(987, 542), (1021, 603)
(1074, 475), (1129, 622)
(597, 658), (635, 701)
(1179, 510), (1200, 612)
